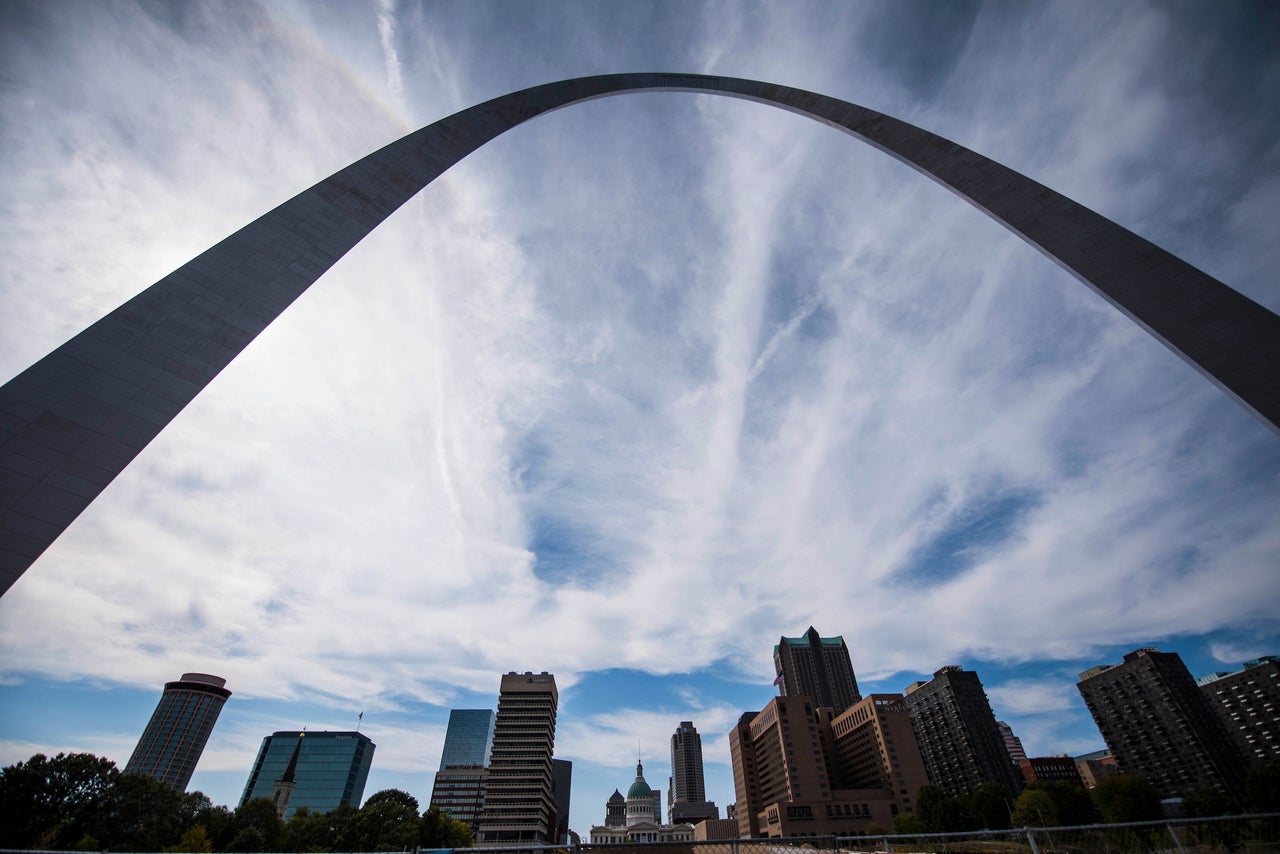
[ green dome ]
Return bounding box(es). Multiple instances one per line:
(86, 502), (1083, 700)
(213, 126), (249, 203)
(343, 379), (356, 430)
(626, 761), (653, 799)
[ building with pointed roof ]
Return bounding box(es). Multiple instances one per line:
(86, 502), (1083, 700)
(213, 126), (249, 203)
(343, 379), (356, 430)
(774, 627), (861, 714)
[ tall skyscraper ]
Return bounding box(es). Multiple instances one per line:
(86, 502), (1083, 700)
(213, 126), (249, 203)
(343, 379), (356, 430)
(668, 721), (718, 823)
(1198, 656), (1280, 766)
(240, 730), (375, 818)
(477, 672), (558, 846)
(774, 626), (861, 714)
(430, 708), (497, 832)
(998, 720), (1028, 764)
(903, 666), (1022, 798)
(1078, 648), (1247, 798)
(125, 672), (231, 791)
(438, 709), (497, 770)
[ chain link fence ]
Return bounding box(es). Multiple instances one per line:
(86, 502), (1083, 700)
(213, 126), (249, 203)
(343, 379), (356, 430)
(462, 813), (1280, 854)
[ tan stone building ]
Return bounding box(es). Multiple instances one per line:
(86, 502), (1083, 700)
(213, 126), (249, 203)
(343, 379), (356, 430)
(476, 672), (558, 846)
(729, 694), (926, 838)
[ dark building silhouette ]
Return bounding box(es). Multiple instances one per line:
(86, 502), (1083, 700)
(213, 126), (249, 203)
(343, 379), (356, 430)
(552, 758), (572, 844)
(1198, 656), (1280, 766)
(240, 730), (375, 818)
(669, 721), (718, 823)
(774, 626), (861, 714)
(477, 672), (558, 846)
(1078, 648), (1247, 798)
(125, 672), (230, 791)
(903, 666), (1022, 798)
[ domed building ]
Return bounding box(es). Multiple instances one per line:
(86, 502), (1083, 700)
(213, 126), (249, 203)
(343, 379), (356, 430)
(590, 760), (694, 844)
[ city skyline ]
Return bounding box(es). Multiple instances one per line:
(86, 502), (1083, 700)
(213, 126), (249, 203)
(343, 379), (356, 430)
(1, 0), (1278, 838)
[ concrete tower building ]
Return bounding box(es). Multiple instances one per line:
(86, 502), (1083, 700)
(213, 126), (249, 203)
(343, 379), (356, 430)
(240, 730), (375, 818)
(125, 672), (231, 791)
(477, 672), (558, 846)
(669, 721), (718, 824)
(1078, 648), (1247, 798)
(903, 666), (1022, 798)
(774, 627), (861, 714)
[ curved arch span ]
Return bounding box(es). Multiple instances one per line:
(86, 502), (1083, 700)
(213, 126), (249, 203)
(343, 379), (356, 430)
(1, 73), (1277, 595)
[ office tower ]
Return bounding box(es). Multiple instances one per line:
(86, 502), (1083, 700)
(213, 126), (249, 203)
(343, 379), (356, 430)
(729, 695), (901, 838)
(669, 721), (718, 824)
(240, 730), (375, 818)
(1074, 749), (1119, 788)
(477, 672), (558, 846)
(552, 758), (572, 844)
(998, 720), (1027, 764)
(430, 709), (497, 832)
(1078, 648), (1248, 798)
(438, 709), (497, 770)
(1199, 656), (1280, 765)
(828, 694), (930, 818)
(774, 626), (861, 714)
(124, 672), (231, 791)
(903, 666), (1022, 798)
(430, 767), (488, 832)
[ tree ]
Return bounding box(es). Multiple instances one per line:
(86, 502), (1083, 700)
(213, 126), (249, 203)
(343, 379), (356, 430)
(1091, 774), (1162, 823)
(283, 807), (334, 853)
(1011, 788), (1058, 828)
(1182, 787), (1235, 818)
(232, 797), (284, 851)
(1245, 763), (1280, 813)
(892, 814), (924, 834)
(193, 804), (236, 851)
(968, 783), (1013, 830)
(164, 824), (214, 853)
(421, 806), (474, 849)
(346, 789), (420, 851)
(0, 752), (120, 849)
(226, 825), (266, 853)
(97, 772), (194, 851)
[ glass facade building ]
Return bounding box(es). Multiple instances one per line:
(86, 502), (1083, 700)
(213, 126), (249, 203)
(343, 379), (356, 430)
(125, 672), (231, 791)
(240, 730), (375, 818)
(439, 709), (496, 770)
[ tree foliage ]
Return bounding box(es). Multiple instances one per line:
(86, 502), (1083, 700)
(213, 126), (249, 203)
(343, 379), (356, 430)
(1091, 774), (1163, 823)
(420, 805), (475, 849)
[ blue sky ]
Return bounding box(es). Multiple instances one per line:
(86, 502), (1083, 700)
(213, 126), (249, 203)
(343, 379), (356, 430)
(1, 0), (1278, 838)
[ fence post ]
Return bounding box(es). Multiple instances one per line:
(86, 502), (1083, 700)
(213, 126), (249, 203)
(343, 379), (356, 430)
(1025, 828), (1039, 854)
(1166, 823), (1187, 854)
(881, 835), (891, 853)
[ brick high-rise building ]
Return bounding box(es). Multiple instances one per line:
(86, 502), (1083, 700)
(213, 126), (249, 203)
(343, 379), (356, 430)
(1077, 648), (1247, 798)
(828, 694), (930, 819)
(477, 672), (558, 846)
(1198, 656), (1279, 766)
(729, 695), (906, 838)
(125, 672), (231, 791)
(903, 666), (1022, 798)
(774, 627), (861, 714)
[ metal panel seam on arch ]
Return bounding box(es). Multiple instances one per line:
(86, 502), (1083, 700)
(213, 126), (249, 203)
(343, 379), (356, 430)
(1, 73), (1278, 597)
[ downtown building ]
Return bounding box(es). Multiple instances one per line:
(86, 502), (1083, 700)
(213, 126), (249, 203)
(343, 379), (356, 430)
(774, 626), (861, 714)
(429, 709), (497, 832)
(1078, 648), (1247, 798)
(668, 721), (719, 824)
(903, 666), (1022, 798)
(729, 694), (927, 838)
(1198, 655), (1280, 766)
(125, 672), (231, 791)
(590, 760), (692, 844)
(476, 672), (559, 846)
(240, 730), (375, 818)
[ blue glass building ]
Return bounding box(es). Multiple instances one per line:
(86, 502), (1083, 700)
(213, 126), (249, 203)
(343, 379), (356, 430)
(240, 730), (375, 817)
(439, 709), (496, 770)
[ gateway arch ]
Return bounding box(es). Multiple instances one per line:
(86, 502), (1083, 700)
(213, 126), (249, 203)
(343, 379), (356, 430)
(1, 73), (1278, 596)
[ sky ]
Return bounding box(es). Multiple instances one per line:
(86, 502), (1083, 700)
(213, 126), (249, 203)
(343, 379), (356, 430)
(1, 0), (1278, 838)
